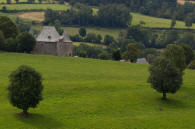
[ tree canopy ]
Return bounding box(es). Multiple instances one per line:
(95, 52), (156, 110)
(8, 65), (43, 116)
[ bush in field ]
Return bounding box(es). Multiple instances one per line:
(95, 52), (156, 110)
(98, 52), (109, 60)
(148, 57), (183, 100)
(188, 60), (195, 70)
(8, 65), (43, 116)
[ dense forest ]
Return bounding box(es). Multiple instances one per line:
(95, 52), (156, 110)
(62, 0), (195, 24)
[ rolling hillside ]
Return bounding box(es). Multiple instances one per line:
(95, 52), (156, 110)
(0, 53), (195, 129)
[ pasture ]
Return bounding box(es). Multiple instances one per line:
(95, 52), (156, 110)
(0, 4), (70, 11)
(131, 13), (195, 29)
(0, 0), (55, 4)
(0, 52), (195, 129)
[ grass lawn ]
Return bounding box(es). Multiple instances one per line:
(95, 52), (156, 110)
(0, 52), (195, 129)
(0, 4), (70, 11)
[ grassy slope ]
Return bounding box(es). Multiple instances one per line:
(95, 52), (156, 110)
(0, 53), (195, 129)
(131, 13), (195, 29)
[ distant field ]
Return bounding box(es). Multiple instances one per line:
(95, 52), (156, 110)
(0, 12), (31, 23)
(65, 27), (121, 40)
(0, 52), (195, 129)
(17, 12), (44, 22)
(14, 11), (195, 29)
(0, 4), (70, 10)
(131, 13), (195, 29)
(73, 42), (107, 48)
(0, 0), (55, 3)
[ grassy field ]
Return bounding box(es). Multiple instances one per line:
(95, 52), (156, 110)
(0, 0), (56, 4)
(0, 52), (195, 129)
(0, 4), (70, 10)
(73, 42), (107, 48)
(131, 13), (195, 29)
(65, 27), (121, 39)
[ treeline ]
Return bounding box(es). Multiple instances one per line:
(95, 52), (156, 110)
(62, 0), (195, 24)
(73, 25), (195, 64)
(0, 16), (36, 53)
(44, 3), (132, 28)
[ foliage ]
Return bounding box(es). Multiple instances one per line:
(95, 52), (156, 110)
(188, 60), (195, 70)
(179, 44), (194, 65)
(16, 32), (36, 53)
(98, 4), (132, 27)
(98, 52), (110, 60)
(127, 25), (149, 45)
(148, 57), (183, 100)
(79, 27), (86, 37)
(8, 65), (43, 115)
(104, 35), (115, 46)
(44, 3), (132, 28)
(4, 37), (17, 52)
(163, 44), (186, 72)
(73, 43), (104, 58)
(0, 16), (19, 39)
(179, 32), (195, 49)
(112, 49), (121, 60)
(122, 43), (140, 62)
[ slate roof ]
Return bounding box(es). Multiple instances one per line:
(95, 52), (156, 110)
(36, 26), (61, 42)
(63, 30), (72, 43)
(136, 58), (149, 64)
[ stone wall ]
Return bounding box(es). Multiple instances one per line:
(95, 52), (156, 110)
(34, 41), (57, 56)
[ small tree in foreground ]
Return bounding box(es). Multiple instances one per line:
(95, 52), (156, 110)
(148, 57), (183, 100)
(8, 65), (43, 116)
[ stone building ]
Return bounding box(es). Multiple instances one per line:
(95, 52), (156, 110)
(34, 26), (72, 56)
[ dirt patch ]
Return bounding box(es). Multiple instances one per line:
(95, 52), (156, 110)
(17, 12), (45, 22)
(177, 0), (195, 5)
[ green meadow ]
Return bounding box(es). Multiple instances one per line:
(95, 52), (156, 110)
(0, 52), (195, 129)
(0, 0), (54, 4)
(0, 4), (70, 11)
(131, 13), (195, 29)
(73, 42), (107, 48)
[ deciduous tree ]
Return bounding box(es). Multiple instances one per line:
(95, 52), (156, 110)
(148, 57), (183, 100)
(8, 65), (43, 116)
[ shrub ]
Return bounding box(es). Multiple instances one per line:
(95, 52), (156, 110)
(98, 52), (109, 60)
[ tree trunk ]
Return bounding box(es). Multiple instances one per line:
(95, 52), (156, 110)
(162, 92), (167, 100)
(22, 109), (28, 116)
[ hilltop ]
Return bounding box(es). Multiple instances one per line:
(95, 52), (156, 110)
(0, 52), (195, 129)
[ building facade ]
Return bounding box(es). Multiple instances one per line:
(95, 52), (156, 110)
(34, 26), (73, 56)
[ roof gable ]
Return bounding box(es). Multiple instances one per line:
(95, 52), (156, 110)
(36, 26), (60, 42)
